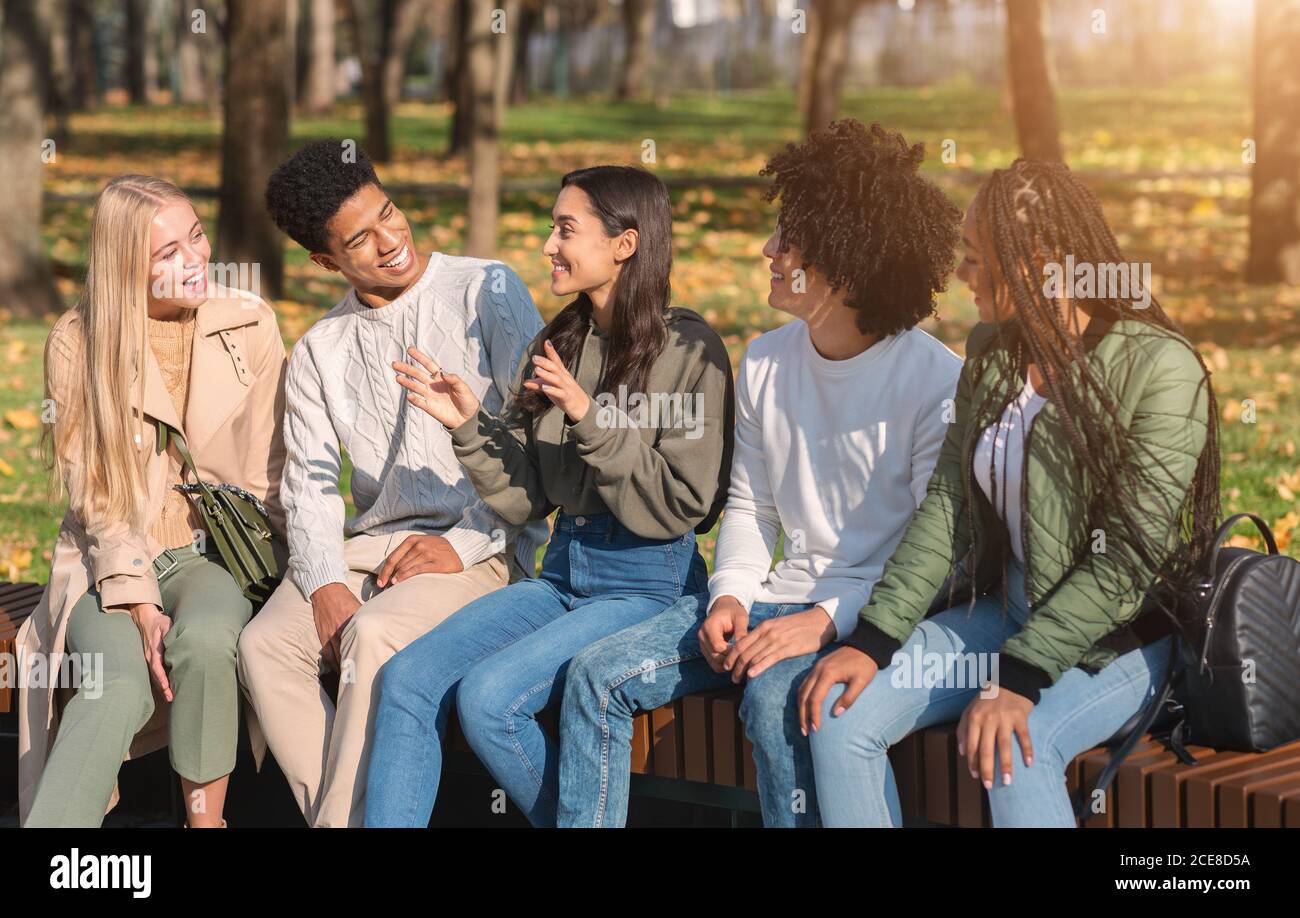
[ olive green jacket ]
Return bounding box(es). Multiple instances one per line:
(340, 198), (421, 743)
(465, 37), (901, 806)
(845, 314), (1212, 701)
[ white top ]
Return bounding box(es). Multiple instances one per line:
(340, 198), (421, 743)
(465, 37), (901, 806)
(282, 252), (549, 598)
(706, 320), (963, 641)
(972, 375), (1048, 564)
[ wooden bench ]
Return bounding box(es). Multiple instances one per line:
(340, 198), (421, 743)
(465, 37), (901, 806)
(4, 581), (1299, 827)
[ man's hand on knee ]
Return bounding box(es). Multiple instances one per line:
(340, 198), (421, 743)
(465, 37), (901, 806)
(376, 535), (464, 588)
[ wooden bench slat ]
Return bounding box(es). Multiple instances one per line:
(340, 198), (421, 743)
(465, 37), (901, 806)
(887, 734), (925, 824)
(923, 725), (957, 825)
(681, 694), (711, 783)
(1184, 745), (1300, 828)
(650, 701), (684, 778)
(1251, 777), (1300, 828)
(1285, 794), (1300, 828)
(710, 696), (739, 787)
(1115, 744), (1210, 827)
(630, 712), (651, 775)
(1217, 759), (1300, 827)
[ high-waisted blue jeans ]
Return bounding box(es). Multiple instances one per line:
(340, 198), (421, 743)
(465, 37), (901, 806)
(808, 558), (1171, 827)
(363, 511), (705, 827)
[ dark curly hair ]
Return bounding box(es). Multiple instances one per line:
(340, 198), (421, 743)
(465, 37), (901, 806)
(265, 139), (382, 254)
(760, 119), (961, 336)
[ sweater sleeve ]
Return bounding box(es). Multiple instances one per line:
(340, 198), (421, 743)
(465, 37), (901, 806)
(282, 339), (349, 598)
(45, 324), (163, 611)
(566, 329), (733, 540)
(996, 340), (1210, 700)
(440, 264), (546, 566)
(449, 336), (555, 526)
(706, 350), (778, 614)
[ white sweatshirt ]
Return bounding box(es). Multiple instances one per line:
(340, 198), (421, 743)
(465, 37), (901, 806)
(707, 319), (963, 641)
(282, 252), (548, 598)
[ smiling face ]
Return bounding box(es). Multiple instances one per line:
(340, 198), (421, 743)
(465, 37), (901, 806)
(147, 200), (211, 310)
(543, 184), (635, 301)
(760, 223), (833, 320)
(311, 182), (424, 297)
(955, 204), (1010, 324)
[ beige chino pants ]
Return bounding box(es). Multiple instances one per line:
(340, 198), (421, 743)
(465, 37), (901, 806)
(236, 529), (521, 827)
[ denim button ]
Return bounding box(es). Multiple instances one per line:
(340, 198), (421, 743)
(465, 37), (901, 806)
(575, 516), (586, 526)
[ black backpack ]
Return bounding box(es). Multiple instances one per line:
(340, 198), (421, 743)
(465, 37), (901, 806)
(1075, 513), (1300, 820)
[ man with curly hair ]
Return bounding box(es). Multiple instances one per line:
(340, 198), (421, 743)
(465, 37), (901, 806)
(556, 120), (973, 827)
(238, 139), (547, 827)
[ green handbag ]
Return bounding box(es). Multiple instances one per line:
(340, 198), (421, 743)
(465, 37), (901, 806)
(155, 420), (282, 606)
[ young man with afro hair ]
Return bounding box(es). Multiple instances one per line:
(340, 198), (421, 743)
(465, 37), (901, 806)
(556, 120), (980, 827)
(238, 139), (547, 827)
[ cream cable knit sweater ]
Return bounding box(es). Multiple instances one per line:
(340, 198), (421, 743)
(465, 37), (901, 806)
(282, 252), (548, 598)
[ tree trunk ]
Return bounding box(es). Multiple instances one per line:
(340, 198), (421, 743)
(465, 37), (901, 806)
(382, 0), (423, 110)
(1246, 0), (1300, 284)
(796, 0), (824, 120)
(67, 0), (99, 109)
(349, 0), (420, 162)
(176, 0), (208, 104)
(510, 1), (535, 105)
(465, 0), (500, 257)
(804, 0), (854, 135)
(125, 0), (158, 105)
(217, 0), (290, 300)
(302, 0), (337, 113)
(447, 0), (472, 156)
(617, 0), (655, 100)
(41, 0), (73, 143)
(1005, 0), (1063, 161)
(0, 0), (62, 318)
(493, 0), (521, 127)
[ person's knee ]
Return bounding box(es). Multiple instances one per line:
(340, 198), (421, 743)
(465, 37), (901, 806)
(456, 661), (520, 749)
(374, 641), (436, 708)
(808, 687), (888, 756)
(88, 666), (155, 727)
(567, 636), (663, 718)
(165, 615), (242, 678)
(739, 662), (802, 744)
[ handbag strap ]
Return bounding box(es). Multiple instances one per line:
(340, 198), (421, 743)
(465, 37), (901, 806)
(1207, 513), (1278, 573)
(1071, 643), (1182, 823)
(155, 421), (219, 506)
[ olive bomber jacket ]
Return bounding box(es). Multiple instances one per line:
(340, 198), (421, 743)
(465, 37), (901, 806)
(449, 306), (735, 539)
(845, 313), (1212, 702)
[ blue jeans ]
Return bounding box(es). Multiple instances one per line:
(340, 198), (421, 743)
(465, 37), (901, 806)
(364, 511), (705, 827)
(809, 559), (1172, 827)
(558, 592), (832, 827)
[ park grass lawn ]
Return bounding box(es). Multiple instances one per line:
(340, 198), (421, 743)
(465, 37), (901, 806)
(3, 80), (1296, 584)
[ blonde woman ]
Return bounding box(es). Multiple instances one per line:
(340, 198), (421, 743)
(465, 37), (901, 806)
(16, 175), (289, 827)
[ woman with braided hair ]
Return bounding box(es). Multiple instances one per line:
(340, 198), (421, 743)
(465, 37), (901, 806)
(798, 159), (1220, 827)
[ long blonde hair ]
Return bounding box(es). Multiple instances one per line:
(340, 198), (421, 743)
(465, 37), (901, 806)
(47, 175), (192, 533)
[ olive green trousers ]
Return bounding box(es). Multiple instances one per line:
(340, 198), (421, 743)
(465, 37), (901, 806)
(26, 545), (253, 827)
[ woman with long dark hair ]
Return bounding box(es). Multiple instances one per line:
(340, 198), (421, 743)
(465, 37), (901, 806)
(798, 159), (1219, 827)
(362, 165), (734, 826)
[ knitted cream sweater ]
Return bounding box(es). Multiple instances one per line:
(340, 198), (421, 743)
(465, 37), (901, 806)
(281, 252), (548, 598)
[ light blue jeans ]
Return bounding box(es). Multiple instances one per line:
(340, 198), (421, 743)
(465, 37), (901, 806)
(363, 511), (705, 827)
(558, 592), (831, 828)
(809, 559), (1171, 827)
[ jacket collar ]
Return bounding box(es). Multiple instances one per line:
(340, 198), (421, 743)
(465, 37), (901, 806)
(195, 288), (265, 337)
(136, 293), (265, 455)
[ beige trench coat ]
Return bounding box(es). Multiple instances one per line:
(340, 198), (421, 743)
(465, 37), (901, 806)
(16, 288), (289, 825)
